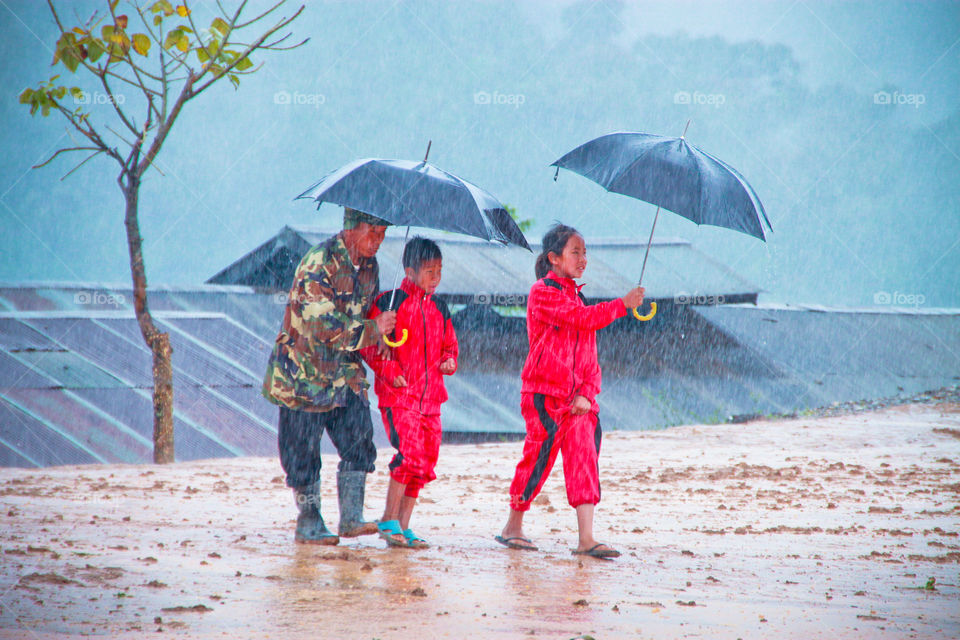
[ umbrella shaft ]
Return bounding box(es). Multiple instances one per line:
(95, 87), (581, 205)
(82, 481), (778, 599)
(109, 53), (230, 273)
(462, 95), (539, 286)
(638, 205), (661, 287)
(388, 226), (412, 309)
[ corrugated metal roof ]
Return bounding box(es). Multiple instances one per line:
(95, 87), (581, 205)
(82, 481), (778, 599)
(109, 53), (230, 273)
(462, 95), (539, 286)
(1, 283), (958, 467)
(206, 226), (761, 302)
(0, 310), (291, 467)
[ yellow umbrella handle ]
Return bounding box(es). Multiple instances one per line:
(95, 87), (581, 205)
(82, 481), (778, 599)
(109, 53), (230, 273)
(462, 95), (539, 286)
(631, 301), (657, 322)
(383, 328), (408, 348)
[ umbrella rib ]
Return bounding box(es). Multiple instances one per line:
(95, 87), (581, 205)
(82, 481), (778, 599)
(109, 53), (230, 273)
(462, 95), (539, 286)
(695, 146), (772, 232)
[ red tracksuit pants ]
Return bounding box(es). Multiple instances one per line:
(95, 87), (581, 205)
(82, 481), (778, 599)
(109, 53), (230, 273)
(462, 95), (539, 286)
(508, 393), (602, 511)
(380, 406), (442, 498)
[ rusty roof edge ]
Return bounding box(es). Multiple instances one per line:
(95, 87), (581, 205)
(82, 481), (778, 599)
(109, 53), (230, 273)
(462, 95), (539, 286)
(716, 302), (960, 316)
(0, 310), (229, 320)
(0, 281), (261, 294)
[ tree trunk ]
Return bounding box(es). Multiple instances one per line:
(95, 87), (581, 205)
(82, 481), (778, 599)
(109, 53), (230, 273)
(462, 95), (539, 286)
(123, 175), (174, 463)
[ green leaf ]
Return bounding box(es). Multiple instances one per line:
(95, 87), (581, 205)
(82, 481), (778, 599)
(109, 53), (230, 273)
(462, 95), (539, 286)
(41, 102), (51, 117)
(151, 0), (174, 16)
(87, 38), (106, 62)
(234, 55), (252, 71)
(228, 74), (239, 89)
(153, 14), (163, 26)
(177, 24), (193, 34)
(69, 87), (84, 100)
(53, 86), (66, 99)
(132, 33), (151, 56)
(101, 25), (115, 40)
(163, 28), (182, 50)
(18, 88), (33, 104)
(196, 47), (208, 62)
(56, 32), (84, 73)
(210, 17), (229, 36)
(110, 0), (121, 11)
(176, 34), (189, 52)
(207, 63), (223, 77)
(62, 51), (80, 73)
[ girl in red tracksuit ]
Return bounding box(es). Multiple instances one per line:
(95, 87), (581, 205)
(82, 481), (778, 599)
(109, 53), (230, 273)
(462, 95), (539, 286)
(362, 237), (458, 550)
(497, 224), (645, 558)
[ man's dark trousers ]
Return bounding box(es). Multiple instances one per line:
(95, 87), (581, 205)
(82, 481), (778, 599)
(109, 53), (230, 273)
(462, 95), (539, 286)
(278, 391), (376, 488)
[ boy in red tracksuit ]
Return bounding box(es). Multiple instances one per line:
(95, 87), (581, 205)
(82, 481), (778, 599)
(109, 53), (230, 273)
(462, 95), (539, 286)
(362, 237), (458, 549)
(497, 223), (645, 559)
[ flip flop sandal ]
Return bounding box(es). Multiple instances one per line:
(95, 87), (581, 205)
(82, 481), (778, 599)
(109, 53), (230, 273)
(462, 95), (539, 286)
(377, 519), (408, 548)
(572, 543), (621, 558)
(402, 528), (429, 549)
(494, 535), (538, 551)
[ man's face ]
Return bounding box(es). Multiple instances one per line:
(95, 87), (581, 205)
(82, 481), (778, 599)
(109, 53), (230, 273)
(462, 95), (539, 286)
(353, 223), (387, 258)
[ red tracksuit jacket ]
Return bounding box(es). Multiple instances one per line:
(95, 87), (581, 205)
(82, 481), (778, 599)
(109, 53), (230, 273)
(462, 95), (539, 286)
(520, 271), (627, 409)
(361, 277), (458, 414)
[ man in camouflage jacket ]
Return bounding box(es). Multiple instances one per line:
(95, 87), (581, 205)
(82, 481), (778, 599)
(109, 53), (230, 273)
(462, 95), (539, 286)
(263, 207), (397, 545)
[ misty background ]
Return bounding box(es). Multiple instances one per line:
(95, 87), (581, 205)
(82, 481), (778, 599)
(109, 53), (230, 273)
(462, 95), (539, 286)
(1, 0), (957, 308)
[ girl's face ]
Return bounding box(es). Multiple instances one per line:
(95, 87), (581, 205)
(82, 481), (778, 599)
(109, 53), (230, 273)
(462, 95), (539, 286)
(549, 233), (587, 279)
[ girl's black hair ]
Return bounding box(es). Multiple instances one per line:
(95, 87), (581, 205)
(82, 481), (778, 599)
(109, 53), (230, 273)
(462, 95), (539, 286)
(534, 223), (581, 279)
(402, 236), (442, 271)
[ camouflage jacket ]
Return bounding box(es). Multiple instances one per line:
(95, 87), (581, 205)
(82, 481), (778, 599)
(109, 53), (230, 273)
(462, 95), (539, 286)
(262, 232), (382, 412)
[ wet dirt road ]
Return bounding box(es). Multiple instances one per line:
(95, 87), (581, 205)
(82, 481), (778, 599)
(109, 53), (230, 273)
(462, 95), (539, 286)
(1, 403), (958, 639)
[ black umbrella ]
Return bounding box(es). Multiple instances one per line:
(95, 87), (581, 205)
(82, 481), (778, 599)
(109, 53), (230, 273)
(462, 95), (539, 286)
(297, 142), (530, 344)
(552, 122), (771, 320)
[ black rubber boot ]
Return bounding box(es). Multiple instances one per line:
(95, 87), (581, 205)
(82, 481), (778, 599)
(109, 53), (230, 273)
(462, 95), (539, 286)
(293, 482), (339, 545)
(337, 471), (378, 537)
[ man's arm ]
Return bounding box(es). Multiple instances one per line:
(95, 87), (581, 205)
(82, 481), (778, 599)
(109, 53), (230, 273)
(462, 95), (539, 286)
(292, 263), (381, 352)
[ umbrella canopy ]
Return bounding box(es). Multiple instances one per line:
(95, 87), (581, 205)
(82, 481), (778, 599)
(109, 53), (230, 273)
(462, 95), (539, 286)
(551, 131), (772, 241)
(296, 158), (531, 251)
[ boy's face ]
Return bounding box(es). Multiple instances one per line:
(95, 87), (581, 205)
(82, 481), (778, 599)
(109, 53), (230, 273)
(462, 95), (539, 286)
(406, 258), (442, 294)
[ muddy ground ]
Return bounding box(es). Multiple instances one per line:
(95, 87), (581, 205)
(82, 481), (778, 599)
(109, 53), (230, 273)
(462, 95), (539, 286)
(1, 402), (958, 639)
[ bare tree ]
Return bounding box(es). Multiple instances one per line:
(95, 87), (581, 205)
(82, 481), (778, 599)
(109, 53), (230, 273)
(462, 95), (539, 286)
(19, 0), (306, 462)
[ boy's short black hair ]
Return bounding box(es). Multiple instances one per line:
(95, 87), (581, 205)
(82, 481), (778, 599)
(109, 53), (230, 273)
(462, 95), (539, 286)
(402, 236), (442, 271)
